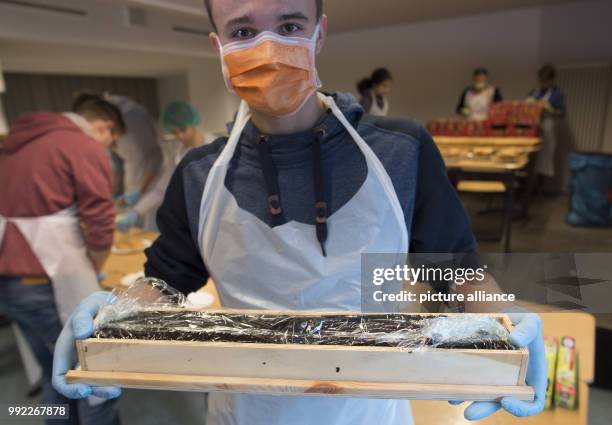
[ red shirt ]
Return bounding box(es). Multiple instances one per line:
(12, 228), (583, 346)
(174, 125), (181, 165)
(0, 112), (115, 277)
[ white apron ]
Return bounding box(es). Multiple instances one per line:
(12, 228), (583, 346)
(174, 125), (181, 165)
(535, 90), (557, 177)
(465, 86), (495, 121)
(368, 91), (389, 117)
(197, 93), (412, 425)
(135, 141), (188, 231)
(0, 207), (100, 324)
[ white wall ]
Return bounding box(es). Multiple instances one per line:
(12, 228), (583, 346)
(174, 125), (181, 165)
(157, 73), (190, 110)
(185, 59), (237, 135)
(602, 77), (612, 154)
(540, 0), (612, 65)
(155, 59), (239, 135)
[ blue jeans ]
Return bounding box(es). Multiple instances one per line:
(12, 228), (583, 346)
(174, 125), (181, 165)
(0, 276), (121, 425)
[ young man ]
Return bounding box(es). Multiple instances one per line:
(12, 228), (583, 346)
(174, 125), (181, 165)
(0, 95), (125, 425)
(53, 1), (545, 424)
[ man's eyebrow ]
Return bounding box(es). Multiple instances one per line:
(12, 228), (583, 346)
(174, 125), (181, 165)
(226, 15), (252, 28)
(278, 12), (309, 22)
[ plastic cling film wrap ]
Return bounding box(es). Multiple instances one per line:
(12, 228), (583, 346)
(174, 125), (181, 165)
(92, 280), (515, 350)
(94, 311), (515, 350)
(422, 315), (512, 347)
(93, 278), (185, 331)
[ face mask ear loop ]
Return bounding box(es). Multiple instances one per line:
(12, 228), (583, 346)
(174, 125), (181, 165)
(310, 24), (322, 89)
(217, 38), (238, 95)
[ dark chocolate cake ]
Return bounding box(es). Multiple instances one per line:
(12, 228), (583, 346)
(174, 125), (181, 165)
(94, 311), (516, 350)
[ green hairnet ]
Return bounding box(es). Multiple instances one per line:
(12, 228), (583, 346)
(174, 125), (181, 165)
(161, 101), (201, 132)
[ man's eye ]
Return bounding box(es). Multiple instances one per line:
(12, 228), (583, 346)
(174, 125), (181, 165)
(278, 23), (302, 35)
(231, 28), (256, 39)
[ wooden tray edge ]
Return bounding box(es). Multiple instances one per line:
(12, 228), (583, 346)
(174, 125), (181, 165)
(66, 369), (534, 401)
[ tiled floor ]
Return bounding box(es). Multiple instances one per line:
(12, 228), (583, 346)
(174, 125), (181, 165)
(0, 325), (207, 425)
(463, 193), (612, 253)
(588, 386), (612, 425)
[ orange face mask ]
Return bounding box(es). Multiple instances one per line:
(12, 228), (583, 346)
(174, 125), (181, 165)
(219, 28), (321, 117)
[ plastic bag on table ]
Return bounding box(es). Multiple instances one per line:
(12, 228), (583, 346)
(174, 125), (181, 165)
(93, 277), (185, 331)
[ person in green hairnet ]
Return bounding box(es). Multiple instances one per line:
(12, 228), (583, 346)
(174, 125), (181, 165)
(162, 101), (210, 149)
(117, 101), (211, 233)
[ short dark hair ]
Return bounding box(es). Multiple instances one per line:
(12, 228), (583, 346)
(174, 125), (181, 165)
(72, 93), (127, 136)
(203, 0), (323, 32)
(473, 67), (489, 77)
(538, 64), (556, 82)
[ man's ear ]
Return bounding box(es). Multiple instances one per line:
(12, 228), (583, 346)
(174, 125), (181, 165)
(316, 15), (328, 55)
(209, 32), (221, 54)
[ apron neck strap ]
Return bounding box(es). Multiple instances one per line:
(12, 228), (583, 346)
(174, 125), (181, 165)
(217, 100), (252, 166)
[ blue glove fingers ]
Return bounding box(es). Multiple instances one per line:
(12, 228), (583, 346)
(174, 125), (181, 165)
(124, 191), (141, 207)
(512, 314), (546, 394)
(504, 313), (547, 418)
(117, 211), (138, 233)
(91, 386), (122, 399)
(448, 400), (464, 405)
(52, 323), (92, 398)
(501, 396), (545, 417)
(116, 219), (129, 233)
(463, 401), (502, 421)
(509, 314), (541, 347)
(71, 292), (114, 339)
(526, 336), (548, 402)
(53, 291), (115, 399)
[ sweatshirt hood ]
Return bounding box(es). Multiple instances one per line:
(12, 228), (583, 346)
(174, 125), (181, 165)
(226, 92), (364, 139)
(224, 92), (365, 168)
(1, 112), (82, 154)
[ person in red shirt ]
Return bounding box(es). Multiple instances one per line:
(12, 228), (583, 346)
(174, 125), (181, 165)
(0, 94), (125, 425)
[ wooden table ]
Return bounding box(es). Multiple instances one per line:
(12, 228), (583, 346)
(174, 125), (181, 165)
(100, 229), (158, 290)
(436, 138), (541, 252)
(101, 229), (220, 304)
(412, 311), (595, 425)
(443, 156), (530, 173)
(435, 136), (541, 151)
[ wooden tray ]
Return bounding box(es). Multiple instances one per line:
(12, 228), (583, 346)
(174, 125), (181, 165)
(67, 311), (533, 401)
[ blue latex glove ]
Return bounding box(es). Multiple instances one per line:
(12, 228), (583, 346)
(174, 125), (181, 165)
(119, 191), (142, 208)
(116, 211), (139, 233)
(52, 292), (122, 399)
(450, 313), (546, 420)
